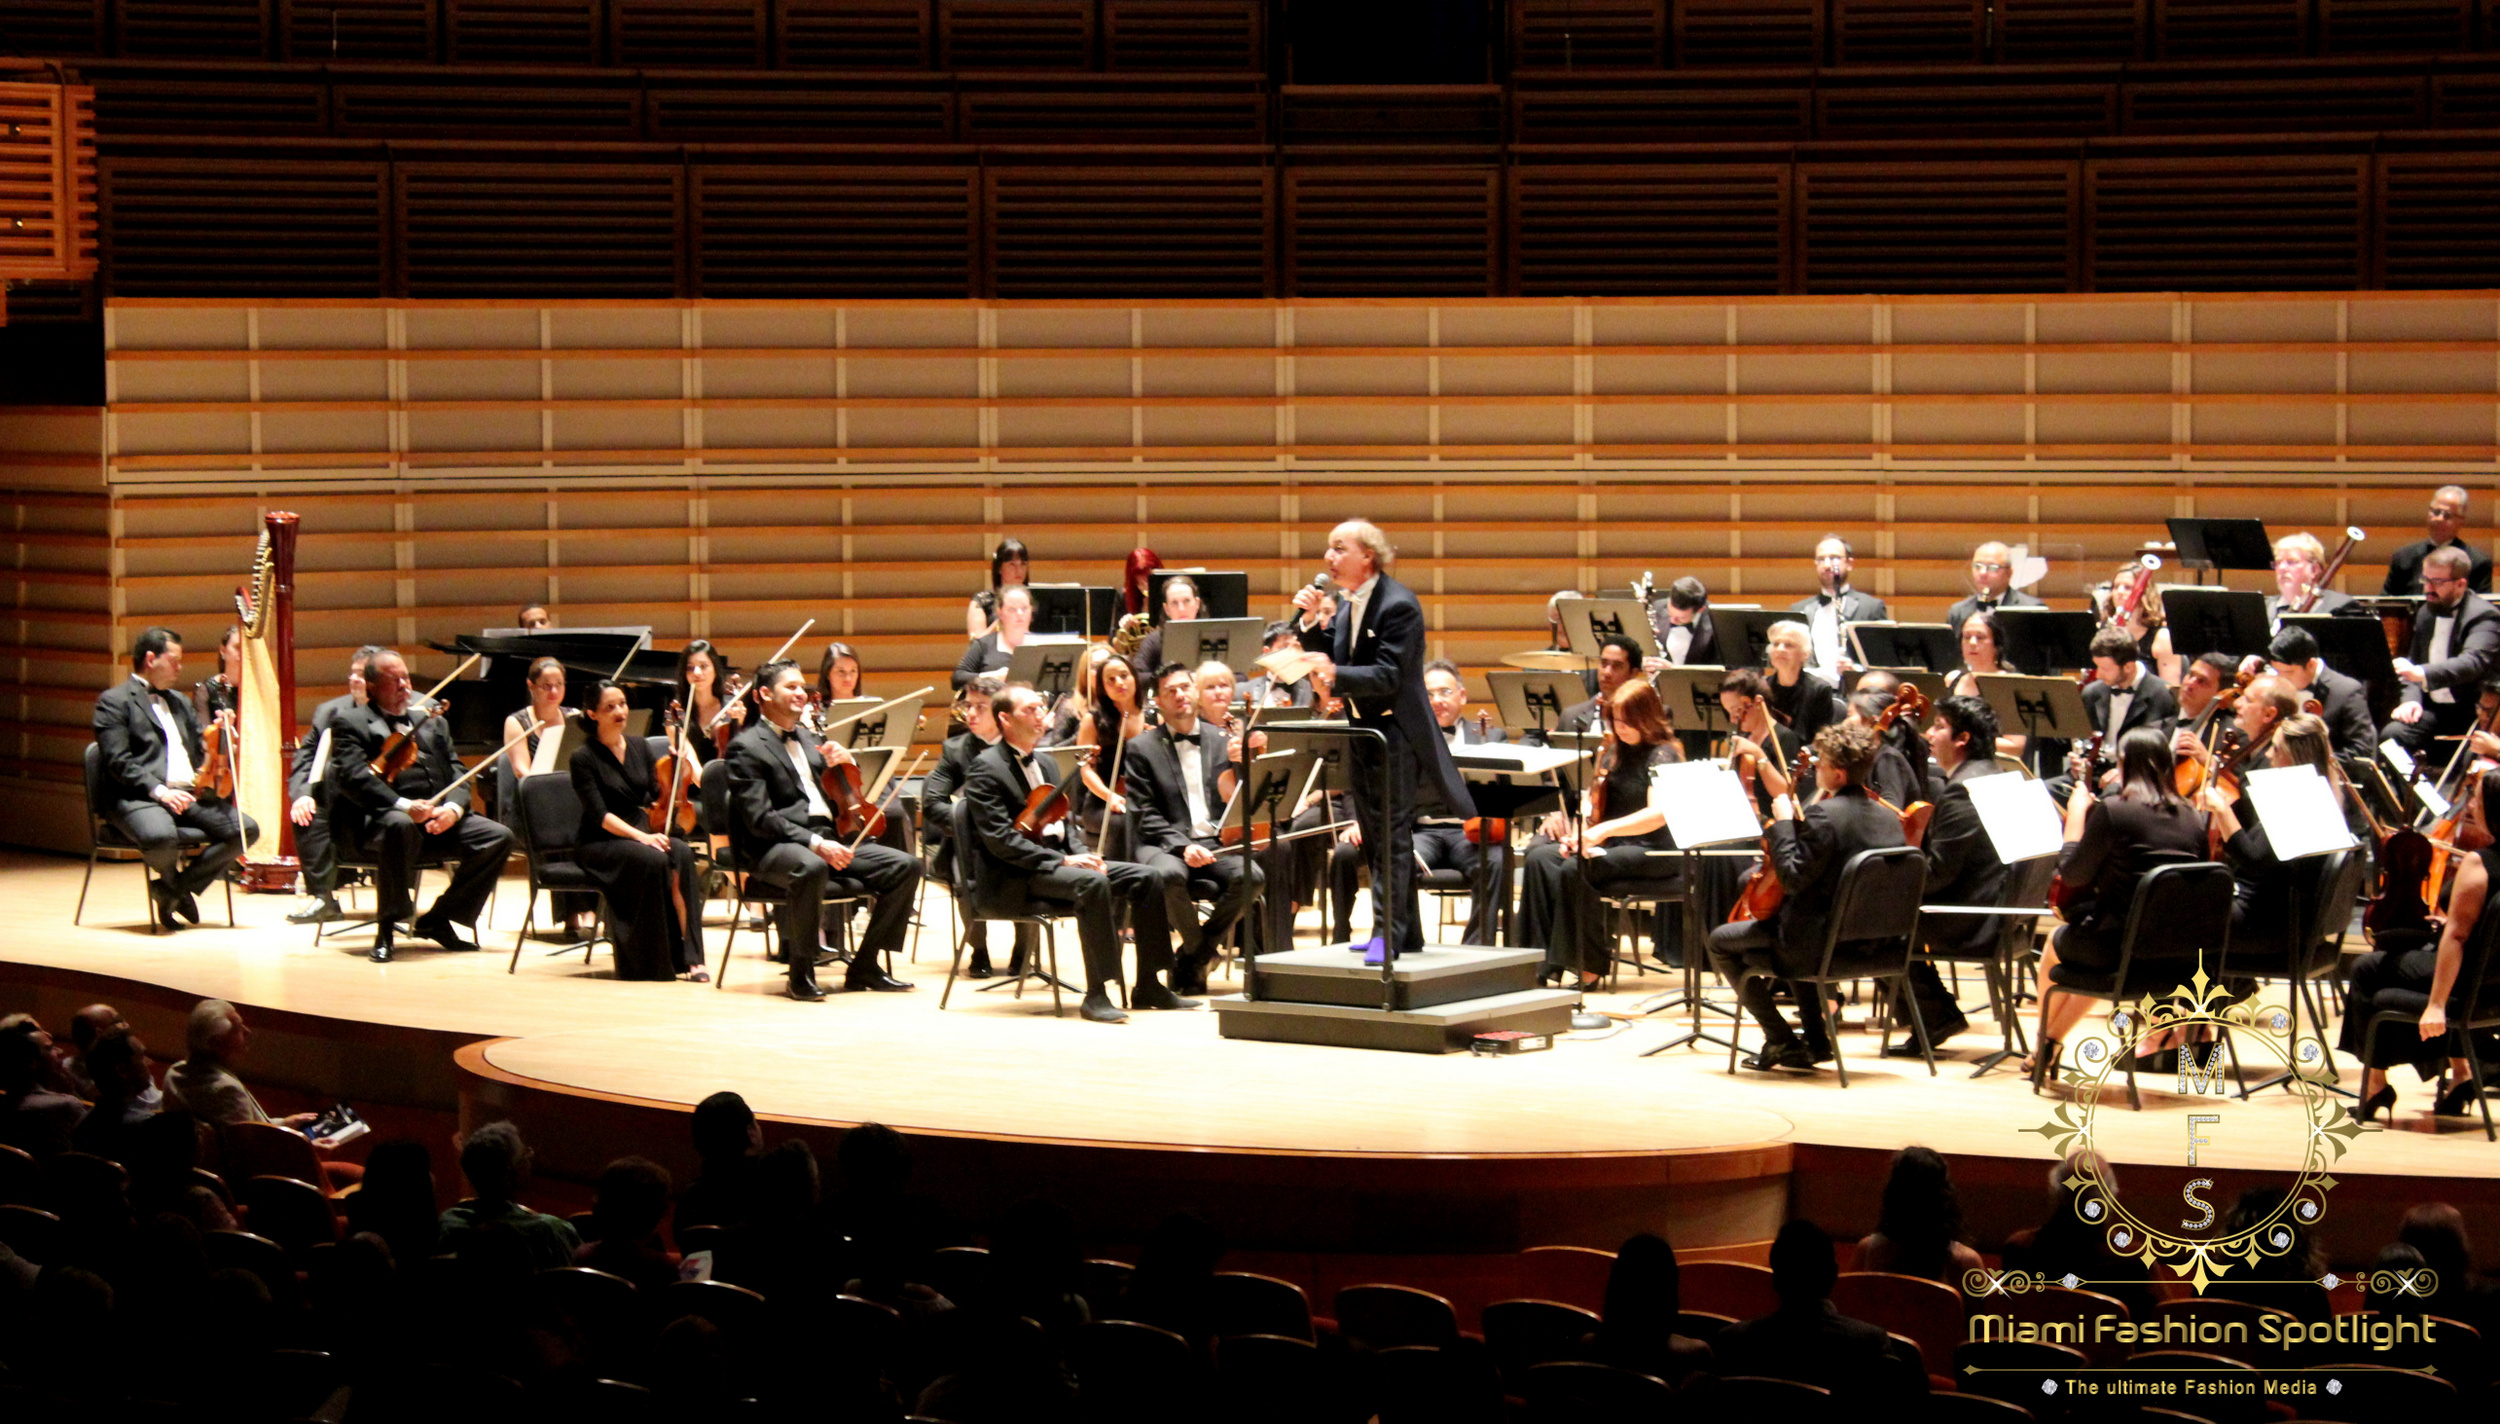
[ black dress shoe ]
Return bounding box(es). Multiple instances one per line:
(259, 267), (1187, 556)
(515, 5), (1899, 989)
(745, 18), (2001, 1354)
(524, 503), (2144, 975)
(2433, 1079), (2480, 1117)
(1133, 984), (1202, 1011)
(788, 981), (829, 1002)
(173, 889), (202, 925)
(287, 896), (342, 925)
(1882, 1040), (1933, 1060)
(368, 926), (394, 964)
(844, 971), (916, 993)
(411, 913), (478, 952)
(149, 883), (184, 931)
(965, 955), (994, 979)
(1080, 992), (1128, 1024)
(1741, 1043), (1816, 1072)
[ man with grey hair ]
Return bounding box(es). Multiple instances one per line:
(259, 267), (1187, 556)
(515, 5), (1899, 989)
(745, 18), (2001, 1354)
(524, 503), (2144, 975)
(1292, 519), (1472, 957)
(166, 998), (321, 1132)
(2385, 484), (2491, 596)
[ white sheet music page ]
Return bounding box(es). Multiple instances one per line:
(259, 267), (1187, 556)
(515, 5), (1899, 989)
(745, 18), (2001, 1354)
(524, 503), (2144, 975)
(1965, 771), (2065, 865)
(2245, 764), (2359, 861)
(1650, 760), (1762, 848)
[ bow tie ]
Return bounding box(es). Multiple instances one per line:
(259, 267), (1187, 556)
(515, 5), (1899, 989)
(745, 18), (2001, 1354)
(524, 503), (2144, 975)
(1169, 730), (1199, 746)
(782, 728), (807, 745)
(1817, 592), (1841, 605)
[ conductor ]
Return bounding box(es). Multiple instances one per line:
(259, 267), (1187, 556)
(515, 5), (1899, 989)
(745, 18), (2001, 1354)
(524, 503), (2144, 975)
(1292, 519), (1473, 958)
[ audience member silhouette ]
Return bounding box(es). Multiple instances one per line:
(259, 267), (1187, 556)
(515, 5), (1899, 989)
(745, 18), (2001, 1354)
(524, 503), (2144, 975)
(1712, 1219), (1927, 1409)
(1850, 1145), (1985, 1283)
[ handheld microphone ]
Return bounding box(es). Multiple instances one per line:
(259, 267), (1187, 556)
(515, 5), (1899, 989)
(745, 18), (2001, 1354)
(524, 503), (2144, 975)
(1307, 572), (1335, 595)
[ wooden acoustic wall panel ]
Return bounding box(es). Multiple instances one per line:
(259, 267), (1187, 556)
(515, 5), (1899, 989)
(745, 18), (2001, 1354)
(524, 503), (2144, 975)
(99, 157), (384, 295)
(1828, 0), (1985, 65)
(2435, 68), (2500, 123)
(955, 82), (1267, 144)
(774, 0), (934, 66)
(332, 77), (643, 139)
(112, 0), (275, 56)
(1798, 163), (2077, 294)
(1285, 168), (1498, 297)
(646, 80), (954, 141)
(1815, 79), (2117, 138)
(0, 84), (99, 286)
(90, 73), (331, 136)
(2151, 0), (2312, 57)
(2086, 156), (2367, 291)
(2120, 72), (2427, 133)
(692, 166), (976, 295)
(984, 168), (1269, 298)
(1511, 78), (1813, 143)
(1992, 0), (2146, 61)
(278, 0), (438, 60)
(609, 0), (769, 67)
(395, 163), (682, 296)
(6, 1), (111, 56)
(1510, 165), (1787, 295)
(1103, 0), (1263, 72)
(2376, 152), (2500, 287)
(1509, 0), (1669, 69)
(441, 0), (604, 64)
(939, 0), (1096, 69)
(2318, 0), (2474, 51)
(1671, 0), (1824, 66)
(1280, 86), (1506, 149)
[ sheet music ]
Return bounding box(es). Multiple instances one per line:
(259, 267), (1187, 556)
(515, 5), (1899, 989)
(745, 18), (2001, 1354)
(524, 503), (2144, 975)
(1964, 771), (2064, 865)
(1649, 760), (1761, 848)
(2245, 764), (2359, 861)
(307, 727), (333, 787)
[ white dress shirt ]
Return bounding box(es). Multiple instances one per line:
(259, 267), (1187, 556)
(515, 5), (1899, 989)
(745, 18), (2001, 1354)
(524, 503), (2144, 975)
(2429, 613), (2458, 705)
(1665, 623), (1695, 665)
(1171, 727), (1216, 838)
(786, 732), (834, 821)
(1808, 592), (1846, 669)
(135, 677), (198, 789)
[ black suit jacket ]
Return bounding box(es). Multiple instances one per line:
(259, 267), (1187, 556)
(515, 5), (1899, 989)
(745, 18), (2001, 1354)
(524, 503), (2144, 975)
(1946, 588), (2044, 634)
(288, 692), (357, 804)
(918, 730), (989, 838)
(2081, 671), (2177, 742)
(326, 702), (471, 828)
(2402, 592), (2500, 724)
(2306, 664), (2376, 759)
(1651, 606), (1719, 666)
(961, 739), (1092, 910)
(1328, 574), (1473, 817)
(724, 719), (835, 864)
(1921, 759), (2009, 955)
(1787, 588), (1891, 668)
(93, 676), (207, 804)
(1765, 787), (1908, 964)
(1123, 721), (1235, 855)
(2385, 537), (2494, 596)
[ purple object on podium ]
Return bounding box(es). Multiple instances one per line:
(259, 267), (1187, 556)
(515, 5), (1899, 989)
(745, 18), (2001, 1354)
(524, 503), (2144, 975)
(1358, 937), (1387, 965)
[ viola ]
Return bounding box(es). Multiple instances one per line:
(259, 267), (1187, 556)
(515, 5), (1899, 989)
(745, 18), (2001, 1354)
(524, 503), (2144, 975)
(703, 672), (750, 756)
(1729, 742), (1817, 925)
(817, 731), (887, 841)
(1014, 745), (1097, 837)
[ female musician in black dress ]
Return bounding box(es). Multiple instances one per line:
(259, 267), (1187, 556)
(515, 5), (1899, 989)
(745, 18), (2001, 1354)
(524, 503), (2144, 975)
(1518, 679), (1683, 989)
(2341, 765), (2495, 1122)
(1076, 649), (1149, 860)
(673, 639), (747, 768)
(570, 679), (707, 983)
(2030, 727), (2210, 1071)
(813, 639), (912, 857)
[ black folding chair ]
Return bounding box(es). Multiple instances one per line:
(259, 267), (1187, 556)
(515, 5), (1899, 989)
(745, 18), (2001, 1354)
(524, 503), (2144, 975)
(2232, 844), (2369, 1099)
(77, 743), (236, 933)
(1725, 846), (1930, 1087)
(2034, 859), (2235, 1111)
(506, 772), (609, 973)
(939, 799), (1076, 1014)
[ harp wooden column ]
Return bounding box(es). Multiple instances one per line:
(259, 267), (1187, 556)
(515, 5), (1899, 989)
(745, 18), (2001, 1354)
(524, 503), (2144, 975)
(236, 513), (301, 892)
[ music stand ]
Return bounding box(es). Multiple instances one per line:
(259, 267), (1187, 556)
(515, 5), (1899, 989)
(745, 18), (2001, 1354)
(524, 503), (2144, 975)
(2160, 587), (2270, 662)
(1650, 665), (1732, 744)
(1975, 674), (2093, 776)
(1707, 608), (1795, 669)
(1162, 617), (1268, 677)
(1148, 569), (1249, 621)
(2281, 611), (2397, 691)
(1561, 598), (1661, 661)
(819, 694), (926, 751)
(1085, 586), (1124, 639)
(1633, 760), (1764, 1059)
(1230, 743), (1321, 1001)
(1003, 637), (1089, 703)
(1991, 608), (2100, 676)
(2168, 517), (2275, 578)
(1849, 622), (1958, 674)
(1453, 742), (1591, 944)
(1258, 720), (1399, 985)
(1024, 583), (1088, 638)
(1488, 670), (1589, 744)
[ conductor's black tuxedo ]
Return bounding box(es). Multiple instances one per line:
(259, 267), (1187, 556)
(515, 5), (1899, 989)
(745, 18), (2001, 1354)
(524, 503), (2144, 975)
(1327, 571), (1472, 955)
(325, 700), (511, 936)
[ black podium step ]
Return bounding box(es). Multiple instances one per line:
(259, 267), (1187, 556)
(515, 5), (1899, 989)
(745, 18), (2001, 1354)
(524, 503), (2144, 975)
(1244, 944), (1545, 1011)
(1211, 945), (1577, 1053)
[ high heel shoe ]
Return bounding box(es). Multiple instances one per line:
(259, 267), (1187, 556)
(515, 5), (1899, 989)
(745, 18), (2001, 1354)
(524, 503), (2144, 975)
(2356, 1085), (2398, 1123)
(2432, 1079), (2479, 1117)
(2026, 1038), (2064, 1092)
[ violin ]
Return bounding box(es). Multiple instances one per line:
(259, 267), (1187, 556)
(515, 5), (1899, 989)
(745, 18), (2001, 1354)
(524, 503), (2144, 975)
(818, 736), (886, 841)
(1464, 709), (1508, 846)
(368, 699), (447, 783)
(2176, 665), (2256, 798)
(703, 673), (750, 756)
(1729, 742), (1818, 925)
(648, 702), (699, 837)
(1872, 685), (1936, 845)
(198, 709), (238, 801)
(1014, 745), (1098, 837)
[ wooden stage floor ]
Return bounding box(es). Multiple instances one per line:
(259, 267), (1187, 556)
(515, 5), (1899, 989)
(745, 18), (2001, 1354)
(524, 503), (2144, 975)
(6, 849), (2495, 1254)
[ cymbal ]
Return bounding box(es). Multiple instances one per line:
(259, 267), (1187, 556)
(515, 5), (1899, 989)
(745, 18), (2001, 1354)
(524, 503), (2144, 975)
(1501, 649), (1593, 671)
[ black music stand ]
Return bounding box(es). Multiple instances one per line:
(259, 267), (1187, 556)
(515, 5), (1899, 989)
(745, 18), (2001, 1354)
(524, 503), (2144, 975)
(1163, 617), (1268, 677)
(1003, 637), (1089, 703)
(1231, 744), (1320, 1001)
(2282, 610), (2398, 707)
(1975, 674), (2093, 776)
(1850, 622), (1959, 674)
(2161, 587), (2270, 662)
(1024, 583), (1088, 638)
(1632, 760), (1764, 1058)
(1149, 569), (1250, 621)
(1085, 586), (1124, 639)
(1707, 608), (1793, 669)
(1450, 743), (1589, 945)
(1992, 608), (2100, 676)
(2168, 517), (2275, 580)
(1651, 665), (1732, 755)
(1257, 721), (1396, 995)
(1488, 670), (1588, 745)
(1562, 598), (1661, 661)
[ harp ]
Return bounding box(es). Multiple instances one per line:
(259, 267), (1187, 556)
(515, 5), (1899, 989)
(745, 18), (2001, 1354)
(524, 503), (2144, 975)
(234, 512), (300, 891)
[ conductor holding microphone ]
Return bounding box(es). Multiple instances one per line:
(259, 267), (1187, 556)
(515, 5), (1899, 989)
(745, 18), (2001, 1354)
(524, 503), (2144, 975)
(1292, 520), (1474, 959)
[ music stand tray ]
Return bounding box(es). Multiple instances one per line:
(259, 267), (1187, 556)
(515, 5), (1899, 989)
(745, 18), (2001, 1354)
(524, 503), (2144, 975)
(819, 693), (926, 750)
(1488, 670), (1591, 742)
(1991, 609), (2101, 676)
(1161, 617), (1269, 677)
(1706, 608), (1795, 670)
(1560, 598), (1661, 661)
(1849, 622), (1958, 674)
(1003, 636), (1090, 703)
(2168, 517), (2276, 573)
(2160, 587), (2270, 662)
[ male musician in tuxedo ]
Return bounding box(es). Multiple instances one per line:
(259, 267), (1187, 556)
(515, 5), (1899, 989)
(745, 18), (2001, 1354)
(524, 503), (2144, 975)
(91, 627), (260, 929)
(1241, 622), (1316, 709)
(921, 674), (1027, 981)
(284, 643), (382, 926)
(963, 684), (1193, 1023)
(1125, 664), (1264, 995)
(2386, 546), (2500, 763)
(2177, 672), (2296, 794)
(1293, 519), (1475, 958)
(2264, 532), (2359, 631)
(1945, 541), (2045, 636)
(1889, 695), (2008, 1058)
(1650, 577), (1720, 667)
(323, 649), (512, 962)
(2081, 627), (2177, 747)
(1788, 536), (1891, 672)
(725, 660), (920, 1000)
(1336, 660), (1506, 946)
(2384, 485), (2492, 596)
(2263, 626), (2376, 759)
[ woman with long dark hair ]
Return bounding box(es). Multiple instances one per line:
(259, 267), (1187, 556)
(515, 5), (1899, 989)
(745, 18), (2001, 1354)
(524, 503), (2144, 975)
(817, 640), (864, 705)
(1075, 651), (1148, 860)
(1582, 1232), (1713, 1388)
(967, 538), (1031, 638)
(571, 678), (707, 982)
(2342, 765), (2497, 1123)
(673, 639), (747, 766)
(1851, 1145), (1983, 1282)
(1517, 678), (1683, 990)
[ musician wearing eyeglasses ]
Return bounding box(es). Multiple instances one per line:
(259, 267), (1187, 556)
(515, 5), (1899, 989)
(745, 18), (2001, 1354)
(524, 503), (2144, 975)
(91, 627), (260, 931)
(1945, 542), (2043, 636)
(2384, 486), (2492, 597)
(1788, 536), (1890, 672)
(2386, 547), (2500, 764)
